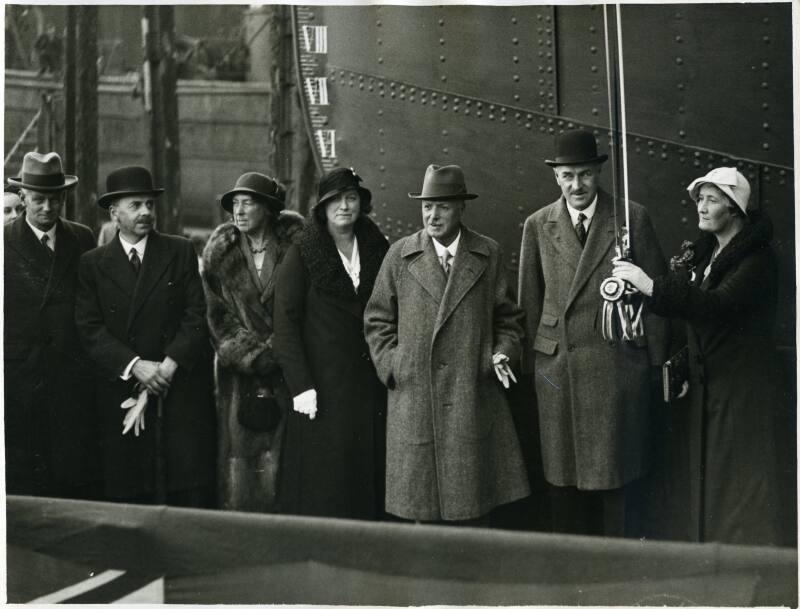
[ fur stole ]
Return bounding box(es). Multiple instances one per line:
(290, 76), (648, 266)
(297, 216), (389, 305)
(688, 210), (773, 288)
(203, 210), (305, 290)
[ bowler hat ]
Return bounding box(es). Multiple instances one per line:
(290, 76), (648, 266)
(97, 166), (164, 209)
(220, 172), (286, 214)
(545, 130), (608, 167)
(7, 151), (78, 191)
(408, 164), (478, 200)
(316, 167), (372, 213)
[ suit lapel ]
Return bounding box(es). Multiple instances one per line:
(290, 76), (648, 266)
(98, 235), (138, 299)
(565, 191), (616, 312)
(46, 219), (81, 298)
(127, 231), (175, 331)
(434, 228), (489, 333)
(7, 215), (55, 281)
(543, 199), (582, 272)
(406, 231), (446, 305)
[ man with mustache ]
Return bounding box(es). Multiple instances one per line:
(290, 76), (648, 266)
(517, 130), (669, 537)
(76, 165), (216, 506)
(4, 151), (100, 498)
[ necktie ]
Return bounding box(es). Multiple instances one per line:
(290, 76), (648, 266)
(575, 213), (587, 247)
(129, 249), (141, 275)
(41, 234), (53, 257)
(440, 250), (452, 276)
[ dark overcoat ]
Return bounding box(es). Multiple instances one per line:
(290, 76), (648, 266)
(273, 217), (388, 520)
(201, 212), (304, 512)
(364, 226), (530, 521)
(75, 230), (216, 500)
(649, 212), (794, 546)
(518, 191), (670, 490)
(4, 215), (100, 495)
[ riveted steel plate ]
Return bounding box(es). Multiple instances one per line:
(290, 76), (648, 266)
(294, 4), (794, 341)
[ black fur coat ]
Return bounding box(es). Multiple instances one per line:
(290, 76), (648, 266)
(201, 210), (304, 512)
(649, 212), (794, 546)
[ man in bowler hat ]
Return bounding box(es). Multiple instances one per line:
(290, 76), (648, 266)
(75, 165), (216, 506)
(517, 130), (670, 536)
(365, 164), (530, 523)
(4, 151), (101, 497)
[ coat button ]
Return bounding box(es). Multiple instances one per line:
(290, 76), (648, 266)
(567, 344), (576, 352)
(438, 362), (447, 369)
(361, 352), (370, 361)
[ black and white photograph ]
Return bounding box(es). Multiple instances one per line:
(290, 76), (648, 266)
(3, 1), (798, 605)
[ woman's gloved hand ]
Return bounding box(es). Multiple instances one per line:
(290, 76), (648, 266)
(293, 388), (318, 420)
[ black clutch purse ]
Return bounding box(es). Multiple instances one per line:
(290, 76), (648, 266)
(238, 387), (282, 432)
(662, 345), (690, 403)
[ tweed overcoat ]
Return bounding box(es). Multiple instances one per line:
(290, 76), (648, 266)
(649, 213), (794, 546)
(364, 226), (530, 521)
(4, 215), (100, 496)
(201, 211), (304, 512)
(518, 191), (670, 490)
(75, 230), (216, 500)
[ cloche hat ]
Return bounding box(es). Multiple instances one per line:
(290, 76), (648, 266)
(686, 167), (750, 216)
(220, 172), (286, 214)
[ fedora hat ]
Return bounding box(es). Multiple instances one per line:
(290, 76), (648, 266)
(220, 172), (286, 214)
(7, 151), (78, 191)
(545, 130), (608, 167)
(315, 167), (372, 213)
(97, 166), (164, 209)
(408, 164), (478, 200)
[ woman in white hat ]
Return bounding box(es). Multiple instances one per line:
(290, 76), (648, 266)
(612, 167), (793, 546)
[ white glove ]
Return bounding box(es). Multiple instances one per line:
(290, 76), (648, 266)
(121, 388), (149, 436)
(493, 352), (518, 389)
(293, 389), (318, 420)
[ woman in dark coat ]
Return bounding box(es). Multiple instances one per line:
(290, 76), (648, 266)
(614, 167), (794, 546)
(273, 168), (389, 520)
(201, 172), (304, 511)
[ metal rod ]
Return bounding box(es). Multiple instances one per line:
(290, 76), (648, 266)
(614, 4), (632, 252)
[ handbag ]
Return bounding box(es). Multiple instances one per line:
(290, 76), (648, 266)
(238, 385), (283, 432)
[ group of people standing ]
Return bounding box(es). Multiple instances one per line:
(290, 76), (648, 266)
(4, 128), (794, 547)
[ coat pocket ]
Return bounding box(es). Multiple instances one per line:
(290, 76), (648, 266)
(533, 334), (558, 356)
(540, 313), (559, 327)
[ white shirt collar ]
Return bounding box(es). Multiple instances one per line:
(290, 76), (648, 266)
(565, 194), (598, 227)
(26, 217), (57, 249)
(337, 235), (360, 289)
(432, 230), (461, 259)
(119, 233), (149, 259)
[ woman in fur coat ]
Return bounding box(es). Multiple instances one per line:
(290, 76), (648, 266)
(273, 168), (389, 520)
(201, 172), (304, 512)
(613, 167), (794, 546)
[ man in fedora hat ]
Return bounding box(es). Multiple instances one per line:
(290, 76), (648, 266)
(365, 164), (530, 523)
(75, 165), (216, 506)
(4, 151), (101, 498)
(517, 130), (670, 537)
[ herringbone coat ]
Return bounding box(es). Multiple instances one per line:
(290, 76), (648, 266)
(518, 191), (670, 490)
(365, 226), (530, 521)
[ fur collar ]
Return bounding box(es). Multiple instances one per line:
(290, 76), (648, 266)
(691, 211), (773, 287)
(297, 216), (389, 303)
(203, 210), (305, 279)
